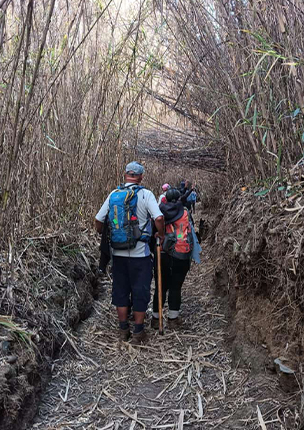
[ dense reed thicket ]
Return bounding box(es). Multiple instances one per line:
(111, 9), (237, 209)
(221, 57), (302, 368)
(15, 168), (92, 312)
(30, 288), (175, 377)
(0, 0), (164, 249)
(153, 0), (304, 181)
(147, 0), (304, 377)
(2, 0), (304, 250)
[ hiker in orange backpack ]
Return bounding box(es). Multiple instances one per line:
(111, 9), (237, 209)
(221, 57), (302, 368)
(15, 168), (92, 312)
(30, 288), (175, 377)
(151, 188), (193, 330)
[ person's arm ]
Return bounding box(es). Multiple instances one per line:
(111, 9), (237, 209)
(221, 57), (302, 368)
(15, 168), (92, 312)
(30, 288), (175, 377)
(180, 188), (192, 204)
(95, 193), (111, 233)
(95, 220), (103, 233)
(146, 191), (165, 240)
(154, 215), (165, 240)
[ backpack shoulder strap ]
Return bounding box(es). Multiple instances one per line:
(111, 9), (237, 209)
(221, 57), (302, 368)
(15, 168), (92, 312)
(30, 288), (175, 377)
(129, 185), (145, 199)
(133, 185), (145, 191)
(120, 184), (145, 191)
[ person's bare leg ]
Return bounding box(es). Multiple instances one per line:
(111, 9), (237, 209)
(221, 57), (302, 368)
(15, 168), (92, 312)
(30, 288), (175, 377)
(117, 307), (130, 341)
(117, 306), (128, 321)
(133, 311), (145, 325)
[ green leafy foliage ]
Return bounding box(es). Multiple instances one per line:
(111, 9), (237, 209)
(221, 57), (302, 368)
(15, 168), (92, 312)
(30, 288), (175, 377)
(254, 189), (269, 197)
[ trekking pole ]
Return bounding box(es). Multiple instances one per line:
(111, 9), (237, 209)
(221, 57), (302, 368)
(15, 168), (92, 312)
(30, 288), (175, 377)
(156, 237), (164, 335)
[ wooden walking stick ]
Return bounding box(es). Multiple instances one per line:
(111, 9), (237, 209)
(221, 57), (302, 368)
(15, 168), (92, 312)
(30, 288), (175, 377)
(156, 237), (164, 335)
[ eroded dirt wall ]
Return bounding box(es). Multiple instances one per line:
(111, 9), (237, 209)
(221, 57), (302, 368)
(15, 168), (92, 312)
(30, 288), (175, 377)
(211, 174), (304, 391)
(0, 233), (103, 430)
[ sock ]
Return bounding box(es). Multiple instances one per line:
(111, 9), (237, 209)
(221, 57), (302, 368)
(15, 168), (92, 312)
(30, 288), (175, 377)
(134, 323), (144, 334)
(152, 312), (159, 319)
(168, 310), (179, 320)
(119, 320), (129, 330)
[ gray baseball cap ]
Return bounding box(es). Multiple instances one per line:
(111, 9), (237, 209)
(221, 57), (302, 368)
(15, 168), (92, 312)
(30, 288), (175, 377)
(125, 161), (145, 175)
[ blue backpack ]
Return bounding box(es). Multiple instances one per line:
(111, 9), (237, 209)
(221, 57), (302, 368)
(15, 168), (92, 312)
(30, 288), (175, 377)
(187, 191), (197, 203)
(108, 185), (150, 250)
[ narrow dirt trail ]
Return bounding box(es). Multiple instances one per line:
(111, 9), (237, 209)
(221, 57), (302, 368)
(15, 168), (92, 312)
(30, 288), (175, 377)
(31, 211), (295, 430)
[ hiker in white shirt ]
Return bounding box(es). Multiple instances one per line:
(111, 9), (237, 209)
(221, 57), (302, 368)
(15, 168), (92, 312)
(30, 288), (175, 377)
(158, 183), (170, 205)
(95, 161), (165, 344)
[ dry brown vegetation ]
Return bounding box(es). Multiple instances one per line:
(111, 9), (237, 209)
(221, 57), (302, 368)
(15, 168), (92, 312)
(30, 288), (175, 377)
(212, 171), (304, 370)
(3, 0), (303, 249)
(147, 0), (304, 397)
(152, 0), (304, 181)
(0, 0), (168, 251)
(1, 1), (304, 428)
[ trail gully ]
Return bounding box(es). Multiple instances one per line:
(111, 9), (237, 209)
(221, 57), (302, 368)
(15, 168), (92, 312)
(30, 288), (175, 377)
(31, 208), (296, 430)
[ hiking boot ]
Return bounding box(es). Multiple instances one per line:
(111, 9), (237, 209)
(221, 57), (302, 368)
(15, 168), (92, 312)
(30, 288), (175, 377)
(151, 317), (159, 330)
(131, 330), (147, 345)
(119, 328), (131, 342)
(168, 316), (182, 330)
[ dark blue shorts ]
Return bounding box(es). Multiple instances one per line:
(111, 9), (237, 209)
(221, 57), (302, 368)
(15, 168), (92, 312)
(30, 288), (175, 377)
(112, 256), (153, 312)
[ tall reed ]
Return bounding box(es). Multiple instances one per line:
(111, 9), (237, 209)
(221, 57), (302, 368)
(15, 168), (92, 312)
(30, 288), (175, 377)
(152, 0), (304, 182)
(0, 0), (163, 251)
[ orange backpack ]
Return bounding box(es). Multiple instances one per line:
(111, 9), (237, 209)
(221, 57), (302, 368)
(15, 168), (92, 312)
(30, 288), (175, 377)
(162, 210), (193, 259)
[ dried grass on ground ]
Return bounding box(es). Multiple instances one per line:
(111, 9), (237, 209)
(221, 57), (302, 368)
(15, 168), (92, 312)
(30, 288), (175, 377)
(31, 211), (300, 430)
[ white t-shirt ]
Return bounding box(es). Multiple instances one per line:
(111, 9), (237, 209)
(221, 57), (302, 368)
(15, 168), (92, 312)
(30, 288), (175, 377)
(158, 193), (166, 205)
(95, 183), (163, 258)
